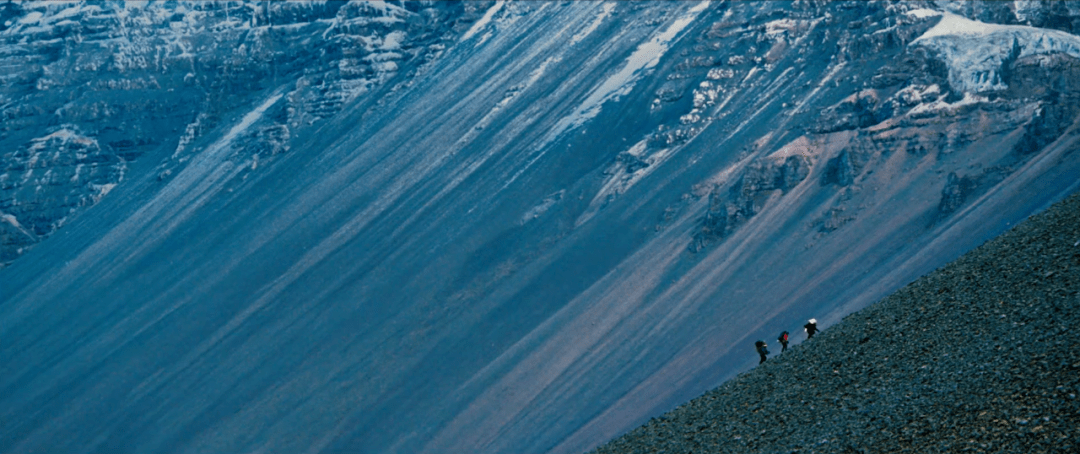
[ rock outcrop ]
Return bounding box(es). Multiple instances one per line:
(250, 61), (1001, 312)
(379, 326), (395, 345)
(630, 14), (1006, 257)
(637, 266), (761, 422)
(691, 155), (810, 252)
(938, 171), (979, 216)
(0, 1), (487, 266)
(682, 2), (1080, 257)
(0, 127), (126, 263)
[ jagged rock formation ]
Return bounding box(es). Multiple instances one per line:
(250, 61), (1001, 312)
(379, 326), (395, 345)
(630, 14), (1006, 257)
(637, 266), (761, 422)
(592, 191), (1080, 454)
(0, 128), (122, 263)
(0, 0), (490, 266)
(691, 155), (810, 252)
(938, 171), (978, 215)
(679, 2), (1080, 255)
(821, 148), (860, 187)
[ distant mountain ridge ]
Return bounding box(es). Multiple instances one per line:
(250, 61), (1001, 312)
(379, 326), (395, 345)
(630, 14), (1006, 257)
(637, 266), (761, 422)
(1, 1), (1079, 453)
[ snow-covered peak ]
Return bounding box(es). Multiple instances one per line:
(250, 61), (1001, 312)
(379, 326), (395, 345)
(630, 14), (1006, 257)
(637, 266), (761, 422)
(910, 10), (1080, 93)
(909, 10), (1011, 39)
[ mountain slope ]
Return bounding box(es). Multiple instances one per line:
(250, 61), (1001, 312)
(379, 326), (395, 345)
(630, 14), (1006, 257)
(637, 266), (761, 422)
(1, 1), (1079, 453)
(593, 191), (1080, 454)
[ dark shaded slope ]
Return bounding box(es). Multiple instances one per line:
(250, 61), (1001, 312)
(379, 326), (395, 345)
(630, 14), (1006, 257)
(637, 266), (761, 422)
(593, 191), (1080, 453)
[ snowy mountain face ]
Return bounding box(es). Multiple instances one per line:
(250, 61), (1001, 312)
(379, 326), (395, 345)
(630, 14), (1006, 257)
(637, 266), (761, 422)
(1, 1), (1079, 453)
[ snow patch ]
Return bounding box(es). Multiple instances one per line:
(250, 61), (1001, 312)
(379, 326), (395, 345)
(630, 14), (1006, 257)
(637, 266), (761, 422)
(503, 1), (710, 192)
(894, 84), (942, 107)
(768, 136), (814, 160)
(17, 11), (44, 25)
(27, 129), (95, 152)
(788, 62), (846, 115)
(360, 0), (410, 19)
(576, 140), (675, 227)
(54, 4), (102, 22)
(914, 12), (1010, 40)
(170, 114), (209, 160)
(364, 52), (402, 62)
(1, 213), (20, 228)
(31, 129), (76, 145)
(371, 61), (398, 73)
(562, 1), (711, 131)
(905, 8), (942, 20)
(211, 93), (284, 156)
(521, 190), (565, 225)
(707, 68), (735, 80)
(908, 91), (988, 116)
(524, 56), (561, 91)
(461, 1), (505, 42)
(765, 18), (799, 38)
(912, 12), (1080, 93)
(381, 31), (405, 51)
(570, 2), (616, 46)
(91, 183), (117, 202)
(0, 211), (36, 241)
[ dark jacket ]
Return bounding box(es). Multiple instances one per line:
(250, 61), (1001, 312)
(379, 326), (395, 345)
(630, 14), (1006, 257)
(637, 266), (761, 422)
(755, 340), (769, 363)
(804, 322), (818, 338)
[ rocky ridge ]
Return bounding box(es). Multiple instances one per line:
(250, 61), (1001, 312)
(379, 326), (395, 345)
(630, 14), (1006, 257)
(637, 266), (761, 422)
(675, 2), (1080, 256)
(0, 0), (490, 267)
(593, 191), (1080, 453)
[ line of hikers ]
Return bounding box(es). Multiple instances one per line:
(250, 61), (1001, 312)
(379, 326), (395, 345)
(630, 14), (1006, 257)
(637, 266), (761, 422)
(755, 318), (817, 364)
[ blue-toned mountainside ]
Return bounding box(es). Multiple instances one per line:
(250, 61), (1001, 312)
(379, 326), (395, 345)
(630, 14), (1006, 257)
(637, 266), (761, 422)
(2, 1), (1079, 453)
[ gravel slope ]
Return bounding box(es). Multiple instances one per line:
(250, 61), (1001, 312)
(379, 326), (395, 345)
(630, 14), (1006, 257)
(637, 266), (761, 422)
(592, 191), (1080, 453)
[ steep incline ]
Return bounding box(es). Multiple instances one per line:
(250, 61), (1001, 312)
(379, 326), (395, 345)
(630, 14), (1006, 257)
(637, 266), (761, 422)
(593, 191), (1080, 454)
(1, 2), (1080, 453)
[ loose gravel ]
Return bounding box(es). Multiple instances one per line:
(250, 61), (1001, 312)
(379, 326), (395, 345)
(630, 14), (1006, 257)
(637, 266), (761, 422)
(591, 191), (1080, 454)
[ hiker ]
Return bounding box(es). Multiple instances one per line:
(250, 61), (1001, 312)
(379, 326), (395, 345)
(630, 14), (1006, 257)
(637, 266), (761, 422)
(755, 340), (769, 364)
(778, 331), (789, 352)
(804, 318), (818, 339)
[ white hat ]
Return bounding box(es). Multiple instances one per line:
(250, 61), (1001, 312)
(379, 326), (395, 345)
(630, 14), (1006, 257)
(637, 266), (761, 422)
(809, 318), (817, 324)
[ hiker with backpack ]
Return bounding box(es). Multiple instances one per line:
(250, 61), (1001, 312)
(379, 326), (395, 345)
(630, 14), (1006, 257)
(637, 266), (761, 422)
(777, 331), (789, 352)
(804, 318), (818, 339)
(755, 340), (769, 364)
